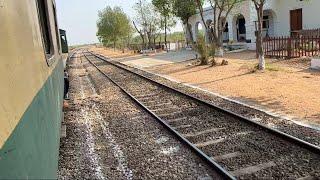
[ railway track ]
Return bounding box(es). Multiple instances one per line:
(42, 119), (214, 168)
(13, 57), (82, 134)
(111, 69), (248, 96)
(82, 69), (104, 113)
(82, 50), (320, 179)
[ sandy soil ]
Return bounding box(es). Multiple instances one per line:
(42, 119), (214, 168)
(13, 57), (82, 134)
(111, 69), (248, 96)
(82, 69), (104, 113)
(144, 51), (320, 125)
(90, 46), (139, 59)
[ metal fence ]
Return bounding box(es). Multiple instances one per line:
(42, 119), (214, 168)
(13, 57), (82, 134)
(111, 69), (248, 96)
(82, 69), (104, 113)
(263, 36), (320, 58)
(297, 28), (320, 37)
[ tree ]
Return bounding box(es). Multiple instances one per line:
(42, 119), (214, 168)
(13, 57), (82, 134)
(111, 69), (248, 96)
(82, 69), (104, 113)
(172, 0), (198, 43)
(133, 0), (161, 49)
(196, 0), (244, 57)
(96, 6), (132, 50)
(152, 0), (176, 50)
(252, 0), (266, 70)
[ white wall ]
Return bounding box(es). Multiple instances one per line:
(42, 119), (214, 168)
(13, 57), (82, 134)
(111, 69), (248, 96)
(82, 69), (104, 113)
(187, 0), (320, 50)
(271, 0), (320, 36)
(189, 1), (253, 43)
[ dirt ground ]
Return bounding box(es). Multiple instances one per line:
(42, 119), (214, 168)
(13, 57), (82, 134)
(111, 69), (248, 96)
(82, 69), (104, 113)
(146, 51), (320, 125)
(91, 48), (320, 126)
(90, 46), (138, 59)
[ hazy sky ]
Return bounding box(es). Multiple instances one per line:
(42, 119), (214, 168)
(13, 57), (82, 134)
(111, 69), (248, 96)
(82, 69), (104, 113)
(56, 0), (183, 46)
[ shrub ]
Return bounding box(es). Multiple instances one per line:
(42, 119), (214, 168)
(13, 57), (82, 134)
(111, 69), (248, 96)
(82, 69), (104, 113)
(195, 35), (208, 65)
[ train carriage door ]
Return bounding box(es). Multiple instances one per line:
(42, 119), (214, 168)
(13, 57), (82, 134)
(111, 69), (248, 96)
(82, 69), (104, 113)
(59, 29), (69, 53)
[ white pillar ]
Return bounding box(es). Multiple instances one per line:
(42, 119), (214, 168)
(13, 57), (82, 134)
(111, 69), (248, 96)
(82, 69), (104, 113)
(227, 17), (234, 42)
(245, 22), (255, 43)
(193, 24), (197, 42)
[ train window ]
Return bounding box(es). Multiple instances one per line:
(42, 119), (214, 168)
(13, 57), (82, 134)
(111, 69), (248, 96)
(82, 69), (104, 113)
(53, 4), (61, 52)
(36, 0), (54, 64)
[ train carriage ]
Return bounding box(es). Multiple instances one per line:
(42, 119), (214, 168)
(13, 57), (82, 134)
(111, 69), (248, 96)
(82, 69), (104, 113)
(0, 0), (66, 178)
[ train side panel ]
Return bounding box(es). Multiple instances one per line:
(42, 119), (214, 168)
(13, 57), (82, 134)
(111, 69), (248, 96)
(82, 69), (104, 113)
(0, 0), (64, 178)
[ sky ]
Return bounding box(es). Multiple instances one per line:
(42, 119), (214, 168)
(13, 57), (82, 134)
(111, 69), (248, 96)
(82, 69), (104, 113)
(56, 0), (183, 46)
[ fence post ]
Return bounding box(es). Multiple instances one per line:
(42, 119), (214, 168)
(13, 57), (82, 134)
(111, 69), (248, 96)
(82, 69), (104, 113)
(318, 37), (320, 56)
(287, 37), (292, 58)
(256, 38), (259, 58)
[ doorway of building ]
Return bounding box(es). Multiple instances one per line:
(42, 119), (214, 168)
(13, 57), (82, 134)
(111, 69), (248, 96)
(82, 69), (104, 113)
(236, 15), (246, 42)
(290, 8), (302, 36)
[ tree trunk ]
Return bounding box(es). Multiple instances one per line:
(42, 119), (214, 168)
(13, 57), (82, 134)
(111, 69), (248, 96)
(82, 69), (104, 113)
(164, 16), (168, 51)
(147, 32), (152, 49)
(133, 21), (145, 51)
(113, 41), (116, 51)
(215, 30), (224, 57)
(258, 54), (265, 69)
(186, 19), (194, 43)
(256, 6), (265, 70)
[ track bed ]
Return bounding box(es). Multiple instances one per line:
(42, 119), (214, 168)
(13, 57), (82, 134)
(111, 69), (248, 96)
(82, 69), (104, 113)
(58, 52), (225, 179)
(84, 50), (320, 179)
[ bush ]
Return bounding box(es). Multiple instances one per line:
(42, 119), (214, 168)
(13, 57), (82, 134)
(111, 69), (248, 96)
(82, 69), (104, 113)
(195, 35), (208, 65)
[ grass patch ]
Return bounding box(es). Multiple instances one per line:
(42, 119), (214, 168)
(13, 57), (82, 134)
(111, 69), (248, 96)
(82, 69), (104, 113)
(249, 63), (282, 73)
(265, 63), (281, 71)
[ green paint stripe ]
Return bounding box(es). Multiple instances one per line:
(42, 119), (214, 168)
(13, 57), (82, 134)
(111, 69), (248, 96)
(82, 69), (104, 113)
(0, 60), (64, 179)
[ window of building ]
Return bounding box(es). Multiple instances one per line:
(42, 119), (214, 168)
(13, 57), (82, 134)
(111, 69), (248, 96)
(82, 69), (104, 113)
(263, 15), (270, 29)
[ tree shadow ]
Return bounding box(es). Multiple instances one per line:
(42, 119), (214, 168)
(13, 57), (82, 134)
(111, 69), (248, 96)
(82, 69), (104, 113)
(194, 71), (253, 86)
(298, 68), (320, 76)
(223, 50), (257, 60)
(229, 95), (291, 115)
(150, 60), (206, 75)
(177, 65), (216, 75)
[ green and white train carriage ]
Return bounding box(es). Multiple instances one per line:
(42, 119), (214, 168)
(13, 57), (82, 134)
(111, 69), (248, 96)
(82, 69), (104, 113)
(0, 0), (67, 178)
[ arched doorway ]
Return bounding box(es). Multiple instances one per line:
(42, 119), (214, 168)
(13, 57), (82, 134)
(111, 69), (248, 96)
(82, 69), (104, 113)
(234, 14), (246, 42)
(195, 22), (205, 41)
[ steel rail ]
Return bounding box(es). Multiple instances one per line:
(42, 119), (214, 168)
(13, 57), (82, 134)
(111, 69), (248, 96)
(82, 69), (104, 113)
(82, 51), (236, 180)
(88, 50), (320, 155)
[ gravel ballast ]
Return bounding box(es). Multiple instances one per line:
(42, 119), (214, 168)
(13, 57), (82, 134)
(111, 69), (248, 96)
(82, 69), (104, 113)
(85, 52), (320, 179)
(102, 54), (320, 147)
(58, 52), (223, 179)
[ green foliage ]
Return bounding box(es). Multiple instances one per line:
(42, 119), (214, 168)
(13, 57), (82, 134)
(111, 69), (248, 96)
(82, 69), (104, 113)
(96, 6), (132, 47)
(208, 43), (216, 57)
(156, 31), (185, 42)
(131, 31), (185, 44)
(152, 0), (177, 47)
(133, 0), (162, 48)
(252, 63), (281, 72)
(134, 1), (160, 28)
(152, 0), (172, 17)
(172, 0), (197, 24)
(197, 29), (205, 38)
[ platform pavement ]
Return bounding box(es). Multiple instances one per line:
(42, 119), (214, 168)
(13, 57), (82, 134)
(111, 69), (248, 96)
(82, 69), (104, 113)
(116, 50), (197, 68)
